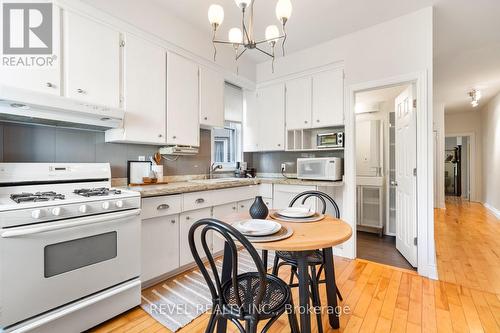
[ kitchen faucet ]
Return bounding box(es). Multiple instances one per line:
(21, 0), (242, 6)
(209, 162), (223, 179)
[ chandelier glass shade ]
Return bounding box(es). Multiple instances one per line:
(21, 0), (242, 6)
(208, 0), (292, 71)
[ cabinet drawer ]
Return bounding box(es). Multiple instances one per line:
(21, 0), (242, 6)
(210, 186), (259, 206)
(141, 195), (182, 219)
(183, 191), (213, 211)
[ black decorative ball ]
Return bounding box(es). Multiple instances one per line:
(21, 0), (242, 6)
(249, 196), (269, 219)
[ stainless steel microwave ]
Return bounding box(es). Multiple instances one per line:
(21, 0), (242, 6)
(317, 131), (344, 149)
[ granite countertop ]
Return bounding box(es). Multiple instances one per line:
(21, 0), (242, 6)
(124, 177), (344, 197)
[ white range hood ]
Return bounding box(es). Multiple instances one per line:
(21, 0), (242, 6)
(0, 85), (124, 130)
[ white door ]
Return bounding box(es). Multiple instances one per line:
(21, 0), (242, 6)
(258, 84), (285, 151)
(212, 202), (238, 253)
(312, 68), (344, 127)
(122, 34), (166, 144)
(179, 208), (212, 266)
(0, 5), (61, 95)
(167, 52), (200, 146)
(286, 77), (312, 130)
(64, 11), (120, 107)
(200, 67), (224, 128)
(243, 90), (260, 152)
(395, 86), (417, 267)
(141, 215), (179, 282)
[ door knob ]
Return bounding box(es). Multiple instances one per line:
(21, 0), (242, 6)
(76, 88), (85, 94)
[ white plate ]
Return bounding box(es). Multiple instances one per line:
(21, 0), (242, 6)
(233, 219), (281, 236)
(277, 206), (315, 218)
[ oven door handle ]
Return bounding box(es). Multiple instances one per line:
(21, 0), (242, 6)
(0, 209), (141, 238)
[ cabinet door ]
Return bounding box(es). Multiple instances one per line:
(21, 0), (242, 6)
(243, 90), (260, 152)
(200, 67), (224, 128)
(122, 34), (166, 144)
(0, 5), (61, 95)
(237, 199), (255, 212)
(141, 215), (179, 282)
(64, 11), (120, 107)
(212, 202), (238, 253)
(286, 77), (312, 130)
(167, 52), (200, 146)
(312, 68), (344, 127)
(179, 207), (212, 266)
(258, 84), (285, 151)
(273, 184), (317, 210)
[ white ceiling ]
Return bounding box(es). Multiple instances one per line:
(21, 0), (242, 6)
(152, 0), (500, 114)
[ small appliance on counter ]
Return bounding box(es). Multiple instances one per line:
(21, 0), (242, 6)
(296, 157), (343, 181)
(317, 130), (344, 149)
(234, 162), (256, 178)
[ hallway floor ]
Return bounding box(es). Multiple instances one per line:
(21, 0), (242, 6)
(356, 231), (415, 270)
(92, 200), (500, 332)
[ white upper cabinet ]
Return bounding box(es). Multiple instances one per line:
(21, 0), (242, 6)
(199, 67), (224, 128)
(312, 68), (344, 127)
(258, 84), (285, 151)
(286, 77), (312, 130)
(107, 34), (166, 144)
(0, 5), (61, 95)
(63, 11), (120, 108)
(243, 90), (260, 152)
(166, 52), (200, 147)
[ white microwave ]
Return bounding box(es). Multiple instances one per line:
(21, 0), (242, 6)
(297, 157), (343, 181)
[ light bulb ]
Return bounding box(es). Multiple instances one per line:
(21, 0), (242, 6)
(276, 0), (292, 22)
(228, 27), (243, 44)
(265, 25), (280, 42)
(475, 90), (482, 100)
(208, 4), (224, 26)
(235, 0), (252, 9)
(471, 100), (479, 107)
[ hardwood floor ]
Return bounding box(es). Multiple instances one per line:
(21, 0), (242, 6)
(356, 231), (415, 270)
(91, 200), (500, 333)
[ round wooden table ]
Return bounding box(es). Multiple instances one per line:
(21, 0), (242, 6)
(217, 212), (352, 333)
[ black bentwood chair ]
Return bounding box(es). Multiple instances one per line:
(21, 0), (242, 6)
(188, 218), (299, 333)
(271, 191), (343, 333)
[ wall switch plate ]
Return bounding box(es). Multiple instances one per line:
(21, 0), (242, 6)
(281, 163), (286, 172)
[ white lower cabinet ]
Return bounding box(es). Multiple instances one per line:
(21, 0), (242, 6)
(273, 184), (317, 209)
(212, 202), (238, 253)
(179, 207), (213, 267)
(237, 199), (255, 212)
(141, 215), (179, 282)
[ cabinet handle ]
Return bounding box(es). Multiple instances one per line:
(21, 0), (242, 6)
(77, 88), (85, 94)
(277, 143), (281, 147)
(157, 204), (170, 210)
(204, 116), (208, 120)
(158, 134), (163, 138)
(304, 120), (308, 124)
(171, 219), (176, 224)
(232, 206), (237, 210)
(240, 205), (244, 208)
(316, 119), (320, 123)
(185, 216), (190, 220)
(172, 136), (177, 139)
(46, 82), (53, 88)
(195, 198), (205, 204)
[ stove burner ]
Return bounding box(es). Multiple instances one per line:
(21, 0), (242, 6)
(10, 191), (66, 203)
(73, 188), (122, 197)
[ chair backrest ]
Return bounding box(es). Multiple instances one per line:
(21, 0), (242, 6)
(188, 218), (267, 315)
(289, 190), (341, 218)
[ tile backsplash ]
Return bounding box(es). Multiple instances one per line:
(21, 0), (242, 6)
(0, 122), (212, 178)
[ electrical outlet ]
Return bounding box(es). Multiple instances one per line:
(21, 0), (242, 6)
(281, 163), (286, 172)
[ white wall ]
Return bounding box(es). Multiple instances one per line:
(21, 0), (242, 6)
(434, 103), (445, 208)
(445, 111), (482, 202)
(75, 0), (256, 84)
(480, 93), (500, 217)
(257, 7), (435, 278)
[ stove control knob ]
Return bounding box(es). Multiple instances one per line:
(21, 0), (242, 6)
(115, 200), (124, 208)
(31, 209), (43, 219)
(102, 201), (110, 210)
(51, 207), (61, 216)
(78, 205), (88, 213)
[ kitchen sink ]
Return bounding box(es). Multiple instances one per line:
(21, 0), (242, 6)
(188, 178), (243, 184)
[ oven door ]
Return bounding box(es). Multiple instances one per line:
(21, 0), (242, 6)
(0, 209), (141, 328)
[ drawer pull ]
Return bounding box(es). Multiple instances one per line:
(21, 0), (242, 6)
(232, 206), (237, 210)
(171, 220), (176, 224)
(157, 204), (170, 210)
(195, 198), (205, 204)
(186, 216), (190, 220)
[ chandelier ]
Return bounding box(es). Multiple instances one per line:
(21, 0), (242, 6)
(208, 0), (292, 71)
(468, 89), (482, 108)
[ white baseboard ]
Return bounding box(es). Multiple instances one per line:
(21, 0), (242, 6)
(418, 264), (438, 280)
(483, 202), (500, 219)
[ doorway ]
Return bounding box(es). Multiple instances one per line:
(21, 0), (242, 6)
(444, 135), (471, 200)
(354, 84), (417, 270)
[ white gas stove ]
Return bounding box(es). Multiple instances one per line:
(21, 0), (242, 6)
(0, 163), (141, 333)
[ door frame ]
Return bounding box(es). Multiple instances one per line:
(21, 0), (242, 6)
(445, 132), (476, 202)
(343, 70), (437, 279)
